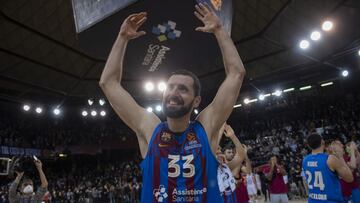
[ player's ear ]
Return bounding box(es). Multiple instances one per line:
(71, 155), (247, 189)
(193, 96), (201, 108)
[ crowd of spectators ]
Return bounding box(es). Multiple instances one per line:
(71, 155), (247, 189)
(0, 86), (359, 202)
(0, 156), (142, 203)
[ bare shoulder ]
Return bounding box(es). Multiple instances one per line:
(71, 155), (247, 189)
(327, 154), (338, 171)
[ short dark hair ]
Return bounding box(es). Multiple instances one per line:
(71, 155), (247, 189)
(21, 179), (33, 186)
(307, 133), (323, 150)
(170, 69), (201, 96)
(221, 143), (234, 152)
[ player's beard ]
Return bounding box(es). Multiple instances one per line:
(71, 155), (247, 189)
(163, 97), (194, 118)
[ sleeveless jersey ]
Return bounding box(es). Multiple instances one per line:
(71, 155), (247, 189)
(235, 175), (249, 203)
(302, 153), (343, 203)
(246, 174), (255, 186)
(140, 121), (225, 203)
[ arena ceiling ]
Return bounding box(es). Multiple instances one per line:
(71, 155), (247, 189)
(0, 0), (359, 107)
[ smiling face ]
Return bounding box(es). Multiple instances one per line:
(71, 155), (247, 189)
(162, 74), (200, 119)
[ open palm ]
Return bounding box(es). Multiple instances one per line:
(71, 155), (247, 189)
(120, 12), (147, 40)
(194, 3), (221, 33)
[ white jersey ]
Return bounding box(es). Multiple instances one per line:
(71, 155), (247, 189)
(246, 174), (255, 186)
(246, 173), (257, 195)
(217, 163), (236, 195)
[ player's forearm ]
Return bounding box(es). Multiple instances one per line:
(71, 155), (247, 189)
(338, 156), (354, 182)
(38, 168), (48, 188)
(99, 35), (128, 87)
(214, 27), (245, 77)
(348, 150), (357, 169)
(245, 157), (252, 174)
(229, 135), (245, 160)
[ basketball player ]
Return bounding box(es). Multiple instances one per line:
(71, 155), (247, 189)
(264, 155), (288, 203)
(217, 124), (248, 202)
(99, 3), (246, 203)
(219, 124), (251, 203)
(332, 140), (360, 203)
(234, 152), (252, 203)
(246, 170), (258, 203)
(302, 133), (354, 202)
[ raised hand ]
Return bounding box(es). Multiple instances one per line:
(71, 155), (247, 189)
(119, 12), (147, 40)
(194, 3), (222, 33)
(15, 171), (24, 178)
(224, 124), (235, 138)
(349, 141), (357, 152)
(34, 159), (43, 170)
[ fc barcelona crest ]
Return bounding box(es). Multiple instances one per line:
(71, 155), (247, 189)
(161, 132), (173, 142)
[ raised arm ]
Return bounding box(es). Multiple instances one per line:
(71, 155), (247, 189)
(99, 12), (160, 157)
(34, 160), (48, 188)
(243, 154), (252, 175)
(347, 142), (358, 170)
(328, 154), (354, 183)
(194, 4), (246, 147)
(223, 124), (246, 171)
(9, 171), (23, 202)
(33, 159), (48, 200)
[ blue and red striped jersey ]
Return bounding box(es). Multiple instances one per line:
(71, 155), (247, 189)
(140, 121), (227, 203)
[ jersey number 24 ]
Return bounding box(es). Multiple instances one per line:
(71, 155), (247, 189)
(305, 170), (325, 191)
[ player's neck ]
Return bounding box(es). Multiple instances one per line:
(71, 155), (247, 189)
(166, 114), (191, 133)
(312, 148), (324, 154)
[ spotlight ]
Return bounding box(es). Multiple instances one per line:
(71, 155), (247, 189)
(310, 31), (321, 41)
(342, 70), (349, 77)
(100, 110), (106, 116)
(322, 21), (333, 31)
(299, 40), (310, 49)
(99, 99), (105, 106)
(300, 85), (312, 91)
(88, 99), (94, 106)
(244, 98), (250, 104)
(158, 82), (167, 92)
(146, 107), (153, 112)
(156, 105), (162, 112)
(91, 110), (97, 116)
(248, 99), (258, 103)
(358, 49), (360, 56)
(233, 104), (242, 108)
(53, 108), (61, 115)
(82, 111), (88, 117)
(321, 82), (333, 87)
(35, 107), (43, 114)
(194, 109), (199, 114)
(23, 105), (30, 111)
(59, 153), (67, 158)
(259, 94), (265, 101)
(273, 90), (282, 97)
(145, 82), (154, 92)
(283, 88), (295, 93)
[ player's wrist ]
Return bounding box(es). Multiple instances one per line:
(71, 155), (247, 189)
(213, 26), (225, 36)
(116, 34), (130, 44)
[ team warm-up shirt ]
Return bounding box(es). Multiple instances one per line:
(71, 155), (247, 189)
(141, 121), (228, 203)
(302, 153), (343, 203)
